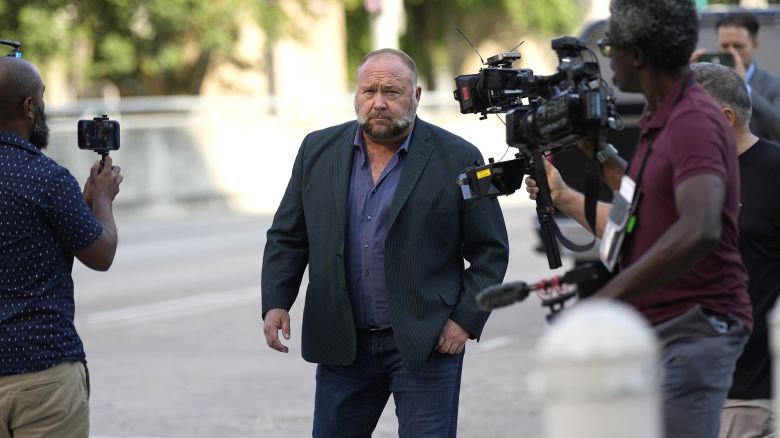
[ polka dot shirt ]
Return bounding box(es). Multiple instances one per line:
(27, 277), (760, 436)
(0, 131), (102, 375)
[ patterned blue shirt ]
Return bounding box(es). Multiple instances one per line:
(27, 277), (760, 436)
(0, 131), (102, 375)
(345, 127), (411, 329)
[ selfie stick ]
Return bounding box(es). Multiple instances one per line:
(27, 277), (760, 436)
(94, 115), (111, 173)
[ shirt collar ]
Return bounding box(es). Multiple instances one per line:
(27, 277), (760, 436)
(0, 130), (42, 156)
(745, 62), (756, 83)
(353, 123), (414, 155)
(639, 72), (695, 135)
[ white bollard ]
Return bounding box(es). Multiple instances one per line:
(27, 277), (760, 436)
(529, 298), (661, 438)
(770, 303), (780, 432)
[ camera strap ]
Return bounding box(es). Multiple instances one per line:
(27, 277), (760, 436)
(599, 136), (653, 271)
(550, 146), (602, 253)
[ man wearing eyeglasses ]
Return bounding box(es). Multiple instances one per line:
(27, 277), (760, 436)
(691, 12), (780, 144)
(526, 1), (751, 437)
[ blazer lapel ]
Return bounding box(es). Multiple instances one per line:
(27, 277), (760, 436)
(388, 120), (433, 228)
(333, 125), (357, 239)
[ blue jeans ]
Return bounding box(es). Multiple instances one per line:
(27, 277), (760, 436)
(656, 305), (749, 438)
(313, 329), (464, 438)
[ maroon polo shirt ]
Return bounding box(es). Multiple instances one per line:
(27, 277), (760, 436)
(622, 72), (753, 330)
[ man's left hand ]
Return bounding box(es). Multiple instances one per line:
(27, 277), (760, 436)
(437, 319), (469, 355)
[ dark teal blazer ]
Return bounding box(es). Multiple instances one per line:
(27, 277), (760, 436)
(262, 118), (509, 373)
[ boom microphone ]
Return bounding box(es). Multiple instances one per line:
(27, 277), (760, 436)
(477, 281), (532, 311)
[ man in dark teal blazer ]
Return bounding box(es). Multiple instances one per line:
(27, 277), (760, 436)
(261, 48), (509, 437)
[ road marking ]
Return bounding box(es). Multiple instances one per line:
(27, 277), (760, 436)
(92, 436), (170, 438)
(80, 286), (259, 326)
(475, 336), (514, 353)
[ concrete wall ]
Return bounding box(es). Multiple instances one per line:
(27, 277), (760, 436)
(44, 92), (526, 218)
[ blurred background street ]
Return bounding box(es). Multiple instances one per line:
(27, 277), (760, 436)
(3, 0), (779, 436)
(74, 204), (568, 438)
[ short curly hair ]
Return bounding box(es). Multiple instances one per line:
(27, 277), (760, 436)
(608, 0), (699, 70)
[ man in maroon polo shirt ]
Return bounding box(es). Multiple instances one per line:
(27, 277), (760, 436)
(525, 1), (751, 437)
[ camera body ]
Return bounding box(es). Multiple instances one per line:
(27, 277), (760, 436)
(77, 115), (120, 154)
(454, 37), (621, 269)
(454, 36), (618, 156)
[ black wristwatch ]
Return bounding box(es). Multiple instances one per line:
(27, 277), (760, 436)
(596, 143), (618, 164)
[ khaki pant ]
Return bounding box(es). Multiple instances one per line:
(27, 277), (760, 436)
(0, 361), (89, 438)
(720, 399), (775, 438)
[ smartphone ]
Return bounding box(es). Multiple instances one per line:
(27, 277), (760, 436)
(697, 52), (735, 68)
(77, 116), (120, 153)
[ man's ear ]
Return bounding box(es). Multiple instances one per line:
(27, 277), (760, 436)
(632, 46), (645, 69)
(720, 106), (737, 127)
(21, 96), (34, 120)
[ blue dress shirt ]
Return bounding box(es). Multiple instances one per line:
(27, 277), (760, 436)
(345, 127), (412, 329)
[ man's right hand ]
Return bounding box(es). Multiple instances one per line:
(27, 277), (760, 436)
(75, 155), (123, 271)
(84, 155), (123, 207)
(524, 158), (566, 206)
(263, 308), (291, 353)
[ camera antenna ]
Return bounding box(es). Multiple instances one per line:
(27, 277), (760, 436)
(509, 41), (525, 53)
(456, 27), (485, 65)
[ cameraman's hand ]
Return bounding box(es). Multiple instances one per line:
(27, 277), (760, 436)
(525, 158), (566, 206)
(726, 45), (747, 79)
(85, 156), (123, 206)
(689, 47), (707, 63)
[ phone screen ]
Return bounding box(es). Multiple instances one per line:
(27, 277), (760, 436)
(77, 119), (120, 151)
(697, 52), (735, 68)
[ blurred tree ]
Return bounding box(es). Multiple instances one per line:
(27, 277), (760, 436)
(344, 0), (580, 91)
(0, 0), (301, 96)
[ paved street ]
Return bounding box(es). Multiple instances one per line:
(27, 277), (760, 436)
(73, 204), (572, 437)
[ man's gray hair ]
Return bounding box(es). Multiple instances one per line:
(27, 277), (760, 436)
(608, 0), (698, 70)
(691, 62), (752, 126)
(357, 48), (418, 87)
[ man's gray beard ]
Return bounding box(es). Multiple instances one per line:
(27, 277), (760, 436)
(356, 99), (418, 140)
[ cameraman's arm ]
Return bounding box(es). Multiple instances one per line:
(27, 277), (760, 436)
(596, 174), (724, 302)
(601, 155), (628, 192)
(75, 156), (122, 271)
(525, 159), (612, 237)
(576, 138), (627, 192)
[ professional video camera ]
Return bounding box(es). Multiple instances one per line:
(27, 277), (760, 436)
(454, 36), (621, 269)
(454, 36), (619, 155)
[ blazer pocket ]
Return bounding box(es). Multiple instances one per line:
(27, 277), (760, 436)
(437, 284), (462, 306)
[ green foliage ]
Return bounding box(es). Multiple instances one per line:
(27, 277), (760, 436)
(396, 0), (581, 90)
(502, 0), (580, 36)
(1, 0), (582, 95)
(0, 0), (299, 95)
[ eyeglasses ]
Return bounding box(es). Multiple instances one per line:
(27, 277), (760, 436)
(597, 38), (617, 57)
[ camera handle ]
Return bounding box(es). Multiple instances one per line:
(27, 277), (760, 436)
(98, 152), (109, 173)
(530, 150), (563, 269)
